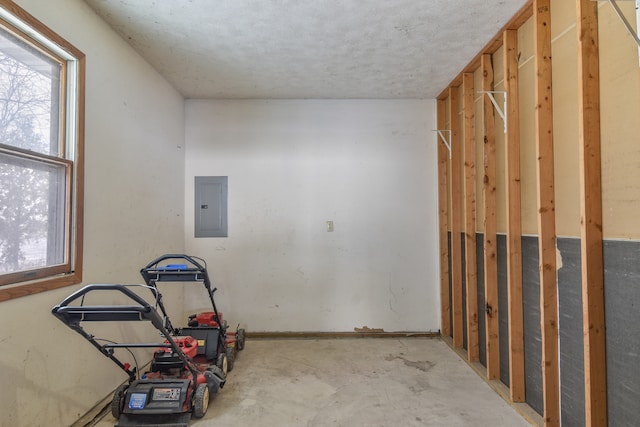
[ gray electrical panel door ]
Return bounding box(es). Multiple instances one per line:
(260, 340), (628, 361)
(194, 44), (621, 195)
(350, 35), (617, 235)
(195, 176), (228, 237)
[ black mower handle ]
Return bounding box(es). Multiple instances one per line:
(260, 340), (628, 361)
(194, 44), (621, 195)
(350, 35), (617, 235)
(52, 284), (163, 324)
(51, 283), (197, 384)
(55, 283), (155, 308)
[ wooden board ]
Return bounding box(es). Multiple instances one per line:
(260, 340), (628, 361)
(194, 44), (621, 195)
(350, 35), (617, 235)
(533, 0), (560, 425)
(437, 99), (451, 337)
(503, 28), (525, 403)
(449, 86), (464, 349)
(437, 1), (534, 100)
(576, 1), (607, 425)
(481, 54), (500, 380)
(463, 73), (479, 362)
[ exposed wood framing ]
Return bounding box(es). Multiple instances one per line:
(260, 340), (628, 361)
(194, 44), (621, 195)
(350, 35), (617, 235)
(576, 0), (607, 425)
(503, 29), (525, 403)
(533, 0), (560, 425)
(437, 1), (534, 100)
(437, 98), (451, 337)
(463, 72), (479, 362)
(449, 86), (464, 349)
(481, 54), (499, 380)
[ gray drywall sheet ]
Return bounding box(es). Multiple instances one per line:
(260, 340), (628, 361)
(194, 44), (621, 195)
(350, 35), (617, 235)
(604, 239), (640, 426)
(477, 233), (486, 367)
(462, 233), (468, 350)
(522, 235), (543, 415)
(497, 234), (510, 387)
(556, 237), (585, 427)
(448, 232), (452, 337)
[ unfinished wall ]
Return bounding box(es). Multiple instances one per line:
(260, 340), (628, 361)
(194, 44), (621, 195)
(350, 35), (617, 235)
(0, 1), (186, 426)
(184, 99), (440, 333)
(438, 0), (640, 425)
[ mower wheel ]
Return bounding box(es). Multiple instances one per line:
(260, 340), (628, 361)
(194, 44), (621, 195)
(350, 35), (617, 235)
(217, 352), (228, 375)
(226, 345), (235, 372)
(110, 384), (128, 419)
(192, 383), (210, 418)
(236, 328), (246, 351)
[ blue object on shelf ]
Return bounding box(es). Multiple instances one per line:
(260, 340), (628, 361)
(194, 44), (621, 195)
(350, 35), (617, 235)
(160, 264), (188, 270)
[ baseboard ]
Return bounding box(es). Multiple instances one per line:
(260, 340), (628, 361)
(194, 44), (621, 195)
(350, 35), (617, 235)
(70, 390), (114, 427)
(246, 331), (441, 339)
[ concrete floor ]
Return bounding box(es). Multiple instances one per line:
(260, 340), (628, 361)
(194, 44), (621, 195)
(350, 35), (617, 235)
(96, 338), (531, 427)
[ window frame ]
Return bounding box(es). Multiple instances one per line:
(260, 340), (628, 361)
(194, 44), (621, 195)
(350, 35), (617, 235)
(0, 0), (84, 302)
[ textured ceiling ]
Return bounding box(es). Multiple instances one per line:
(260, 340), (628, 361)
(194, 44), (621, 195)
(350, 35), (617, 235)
(84, 0), (528, 99)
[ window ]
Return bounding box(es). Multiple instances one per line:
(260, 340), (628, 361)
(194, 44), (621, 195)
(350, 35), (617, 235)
(0, 1), (84, 301)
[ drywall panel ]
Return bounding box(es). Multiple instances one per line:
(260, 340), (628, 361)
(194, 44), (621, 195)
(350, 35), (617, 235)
(522, 235), (543, 415)
(551, 3), (580, 237)
(449, 232), (453, 337)
(184, 99), (439, 332)
(518, 18), (538, 235)
(446, 97), (453, 233)
(556, 237), (585, 427)
(462, 233), (468, 350)
(604, 239), (640, 426)
(1, 1), (186, 426)
(497, 234), (510, 387)
(476, 234), (487, 367)
(551, 0), (577, 37)
(599, 2), (640, 239)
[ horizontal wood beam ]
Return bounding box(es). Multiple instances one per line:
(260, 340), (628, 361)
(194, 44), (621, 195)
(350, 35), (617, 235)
(437, 0), (533, 100)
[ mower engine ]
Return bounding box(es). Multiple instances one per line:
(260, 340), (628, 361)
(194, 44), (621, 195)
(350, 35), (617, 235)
(155, 336), (199, 361)
(188, 311), (223, 328)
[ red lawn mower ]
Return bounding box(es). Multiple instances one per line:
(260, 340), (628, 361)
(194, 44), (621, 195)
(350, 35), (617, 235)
(52, 283), (226, 427)
(139, 254), (246, 372)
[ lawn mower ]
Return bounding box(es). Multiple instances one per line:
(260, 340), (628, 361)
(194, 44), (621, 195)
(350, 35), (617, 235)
(52, 283), (226, 427)
(140, 254), (246, 372)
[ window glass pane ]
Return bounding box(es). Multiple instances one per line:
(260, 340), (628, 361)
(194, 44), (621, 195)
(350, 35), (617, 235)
(0, 152), (67, 273)
(0, 26), (61, 156)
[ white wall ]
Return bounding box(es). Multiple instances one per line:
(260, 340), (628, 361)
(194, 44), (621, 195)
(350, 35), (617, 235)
(0, 1), (186, 426)
(184, 100), (439, 332)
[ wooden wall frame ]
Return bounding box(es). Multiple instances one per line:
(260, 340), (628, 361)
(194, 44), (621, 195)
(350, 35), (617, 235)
(434, 0), (611, 425)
